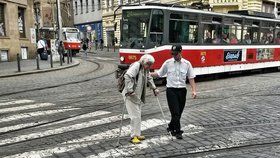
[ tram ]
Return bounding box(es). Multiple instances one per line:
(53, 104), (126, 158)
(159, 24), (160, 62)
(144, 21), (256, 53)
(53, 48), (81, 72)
(118, 3), (280, 75)
(61, 27), (81, 55)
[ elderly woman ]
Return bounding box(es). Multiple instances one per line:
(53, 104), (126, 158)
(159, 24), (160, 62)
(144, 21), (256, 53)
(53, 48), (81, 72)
(122, 54), (159, 144)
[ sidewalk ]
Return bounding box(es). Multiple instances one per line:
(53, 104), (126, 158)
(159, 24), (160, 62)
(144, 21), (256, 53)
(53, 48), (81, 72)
(0, 58), (80, 78)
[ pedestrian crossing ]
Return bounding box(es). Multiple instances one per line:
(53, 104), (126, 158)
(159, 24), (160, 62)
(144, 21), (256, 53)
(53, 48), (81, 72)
(0, 99), (183, 158)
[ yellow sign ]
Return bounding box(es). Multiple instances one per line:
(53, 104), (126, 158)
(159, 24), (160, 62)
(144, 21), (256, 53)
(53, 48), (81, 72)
(201, 52), (206, 56)
(128, 55), (137, 60)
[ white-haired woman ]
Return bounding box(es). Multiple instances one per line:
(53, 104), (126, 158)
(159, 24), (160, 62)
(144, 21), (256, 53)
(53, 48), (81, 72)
(122, 54), (160, 144)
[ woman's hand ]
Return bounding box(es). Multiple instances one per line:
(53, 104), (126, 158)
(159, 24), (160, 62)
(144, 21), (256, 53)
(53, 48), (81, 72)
(153, 89), (160, 96)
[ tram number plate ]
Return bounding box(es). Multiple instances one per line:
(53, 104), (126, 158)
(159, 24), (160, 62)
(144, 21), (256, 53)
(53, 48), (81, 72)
(128, 55), (137, 60)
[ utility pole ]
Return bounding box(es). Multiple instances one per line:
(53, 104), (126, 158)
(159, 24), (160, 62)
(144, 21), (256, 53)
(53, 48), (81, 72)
(34, 0), (40, 42)
(274, 0), (278, 19)
(56, 0), (63, 41)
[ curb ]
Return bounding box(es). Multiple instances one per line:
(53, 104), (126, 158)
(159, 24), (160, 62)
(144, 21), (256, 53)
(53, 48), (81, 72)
(0, 60), (80, 78)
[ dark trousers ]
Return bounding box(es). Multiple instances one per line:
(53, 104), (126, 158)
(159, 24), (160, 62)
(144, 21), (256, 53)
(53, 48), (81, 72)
(166, 88), (187, 133)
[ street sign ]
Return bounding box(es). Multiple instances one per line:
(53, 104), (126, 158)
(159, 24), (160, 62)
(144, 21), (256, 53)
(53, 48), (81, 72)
(30, 28), (36, 44)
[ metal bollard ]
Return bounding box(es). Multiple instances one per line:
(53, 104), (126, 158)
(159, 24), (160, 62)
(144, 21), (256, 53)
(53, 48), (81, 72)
(59, 54), (62, 66)
(50, 52), (53, 68)
(17, 53), (21, 72)
(36, 54), (40, 70)
(70, 50), (73, 63)
(107, 45), (109, 52)
(67, 50), (70, 64)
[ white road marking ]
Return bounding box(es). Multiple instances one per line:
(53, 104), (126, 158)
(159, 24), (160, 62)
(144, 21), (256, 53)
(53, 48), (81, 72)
(0, 103), (54, 113)
(0, 108), (80, 123)
(0, 122), (47, 133)
(0, 112), (125, 146)
(0, 100), (34, 106)
(42, 111), (111, 126)
(94, 57), (115, 61)
(4, 119), (165, 158)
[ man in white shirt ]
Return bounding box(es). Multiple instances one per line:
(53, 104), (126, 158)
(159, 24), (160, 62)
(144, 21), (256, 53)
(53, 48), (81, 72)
(37, 37), (47, 59)
(151, 44), (197, 139)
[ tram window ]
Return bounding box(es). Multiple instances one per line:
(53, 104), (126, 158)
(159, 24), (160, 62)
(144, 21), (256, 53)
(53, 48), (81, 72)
(121, 9), (151, 49)
(275, 24), (280, 44)
(169, 20), (198, 44)
(202, 23), (222, 44)
(150, 10), (164, 32)
(170, 13), (183, 19)
(243, 26), (259, 44)
(260, 28), (273, 44)
(150, 10), (164, 47)
(224, 24), (242, 44)
(260, 21), (274, 44)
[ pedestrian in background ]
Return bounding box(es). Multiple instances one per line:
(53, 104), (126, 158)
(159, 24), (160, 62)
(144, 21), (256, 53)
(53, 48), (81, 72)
(122, 54), (159, 144)
(82, 41), (88, 58)
(37, 37), (46, 58)
(151, 44), (197, 139)
(58, 41), (65, 63)
(100, 38), (104, 51)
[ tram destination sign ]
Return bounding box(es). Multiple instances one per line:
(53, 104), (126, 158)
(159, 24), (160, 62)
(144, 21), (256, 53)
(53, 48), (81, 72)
(224, 49), (242, 62)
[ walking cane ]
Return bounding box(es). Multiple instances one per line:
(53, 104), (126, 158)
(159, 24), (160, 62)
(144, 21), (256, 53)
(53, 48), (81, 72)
(155, 95), (173, 140)
(116, 99), (126, 147)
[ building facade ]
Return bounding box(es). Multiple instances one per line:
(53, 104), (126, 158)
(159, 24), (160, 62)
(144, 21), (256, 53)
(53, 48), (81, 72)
(35, 0), (74, 39)
(73, 0), (103, 44)
(0, 0), (36, 61)
(209, 0), (280, 15)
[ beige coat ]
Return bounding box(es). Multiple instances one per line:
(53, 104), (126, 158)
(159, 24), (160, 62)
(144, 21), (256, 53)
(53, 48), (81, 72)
(122, 62), (156, 103)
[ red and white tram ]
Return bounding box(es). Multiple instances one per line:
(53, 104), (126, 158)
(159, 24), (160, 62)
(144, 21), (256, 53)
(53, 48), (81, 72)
(62, 27), (81, 55)
(118, 3), (280, 75)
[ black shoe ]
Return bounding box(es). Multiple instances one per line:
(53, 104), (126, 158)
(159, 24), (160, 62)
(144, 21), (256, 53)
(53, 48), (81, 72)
(175, 133), (183, 139)
(167, 127), (176, 136)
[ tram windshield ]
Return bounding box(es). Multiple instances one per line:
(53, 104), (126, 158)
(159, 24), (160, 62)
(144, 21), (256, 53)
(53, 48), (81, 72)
(121, 9), (151, 49)
(65, 32), (80, 42)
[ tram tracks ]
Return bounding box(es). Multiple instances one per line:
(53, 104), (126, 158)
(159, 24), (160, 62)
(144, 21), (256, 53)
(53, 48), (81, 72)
(0, 79), (273, 135)
(0, 87), (278, 151)
(1, 58), (280, 156)
(0, 59), (116, 97)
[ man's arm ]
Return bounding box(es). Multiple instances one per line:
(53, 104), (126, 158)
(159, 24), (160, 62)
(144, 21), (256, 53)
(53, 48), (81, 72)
(150, 61), (168, 78)
(189, 78), (197, 99)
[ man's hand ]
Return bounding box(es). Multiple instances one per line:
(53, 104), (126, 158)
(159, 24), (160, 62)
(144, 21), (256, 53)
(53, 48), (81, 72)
(150, 72), (159, 78)
(192, 91), (197, 99)
(126, 92), (135, 96)
(153, 89), (160, 96)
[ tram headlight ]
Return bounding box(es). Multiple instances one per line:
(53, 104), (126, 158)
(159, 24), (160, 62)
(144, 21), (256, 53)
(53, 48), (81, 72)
(120, 56), (125, 62)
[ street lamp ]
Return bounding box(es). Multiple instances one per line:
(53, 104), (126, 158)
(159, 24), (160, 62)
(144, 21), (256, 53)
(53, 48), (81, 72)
(34, 0), (40, 43)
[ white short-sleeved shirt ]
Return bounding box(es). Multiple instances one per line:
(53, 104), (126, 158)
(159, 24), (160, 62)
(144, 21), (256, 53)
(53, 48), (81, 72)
(37, 40), (46, 49)
(157, 58), (196, 88)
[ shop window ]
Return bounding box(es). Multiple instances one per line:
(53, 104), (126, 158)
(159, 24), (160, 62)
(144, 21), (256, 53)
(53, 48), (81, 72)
(80, 0), (83, 14)
(0, 50), (8, 62)
(86, 0), (89, 13)
(0, 3), (5, 36)
(18, 7), (26, 38)
(98, 0), (101, 10)
(91, 0), (95, 11)
(75, 1), (78, 15)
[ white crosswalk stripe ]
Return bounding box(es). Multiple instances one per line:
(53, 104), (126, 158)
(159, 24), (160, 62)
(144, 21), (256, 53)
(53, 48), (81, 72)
(0, 100), (34, 107)
(0, 103), (54, 113)
(5, 119), (165, 158)
(0, 99), (171, 158)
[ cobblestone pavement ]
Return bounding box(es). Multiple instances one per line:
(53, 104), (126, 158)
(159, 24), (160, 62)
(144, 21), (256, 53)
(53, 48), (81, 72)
(0, 58), (79, 78)
(0, 50), (280, 157)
